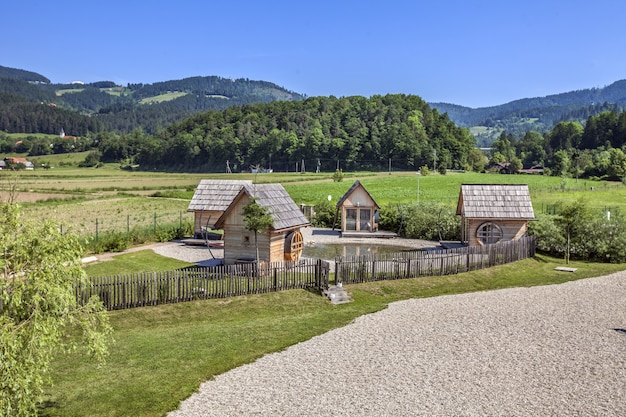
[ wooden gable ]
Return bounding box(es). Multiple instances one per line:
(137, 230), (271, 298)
(336, 180), (380, 210)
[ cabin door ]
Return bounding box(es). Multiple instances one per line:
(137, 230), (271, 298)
(359, 209), (371, 231)
(345, 209), (357, 231)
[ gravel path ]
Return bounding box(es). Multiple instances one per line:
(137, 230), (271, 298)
(95, 230), (626, 416)
(166, 272), (626, 416)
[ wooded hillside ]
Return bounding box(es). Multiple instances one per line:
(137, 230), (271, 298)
(0, 65), (305, 135)
(124, 94), (475, 172)
(431, 80), (626, 145)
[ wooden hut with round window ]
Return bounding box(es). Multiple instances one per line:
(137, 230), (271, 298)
(456, 184), (535, 247)
(214, 183), (310, 265)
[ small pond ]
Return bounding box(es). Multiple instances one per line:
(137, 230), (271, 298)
(302, 243), (419, 260)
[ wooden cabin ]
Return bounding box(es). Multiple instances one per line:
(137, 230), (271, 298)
(456, 184), (535, 247)
(187, 180), (252, 238)
(336, 180), (380, 233)
(213, 183), (310, 265)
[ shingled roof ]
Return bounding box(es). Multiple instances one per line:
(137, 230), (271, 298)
(456, 184), (535, 219)
(215, 183), (310, 231)
(187, 179), (252, 212)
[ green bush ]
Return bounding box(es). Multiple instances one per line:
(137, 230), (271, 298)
(379, 202), (459, 241)
(528, 202), (626, 263)
(312, 199), (338, 227)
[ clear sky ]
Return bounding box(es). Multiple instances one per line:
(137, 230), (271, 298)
(2, 0), (626, 108)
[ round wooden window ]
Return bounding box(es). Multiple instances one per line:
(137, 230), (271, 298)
(284, 230), (304, 261)
(476, 222), (503, 245)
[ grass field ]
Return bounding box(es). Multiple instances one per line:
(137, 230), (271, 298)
(41, 252), (626, 417)
(139, 91), (188, 104)
(1, 163), (620, 416)
(3, 168), (625, 242)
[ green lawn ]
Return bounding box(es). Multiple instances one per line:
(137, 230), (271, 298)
(42, 252), (626, 417)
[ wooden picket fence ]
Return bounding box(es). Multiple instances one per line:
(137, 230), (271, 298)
(334, 236), (537, 284)
(79, 259), (330, 310)
(77, 237), (536, 311)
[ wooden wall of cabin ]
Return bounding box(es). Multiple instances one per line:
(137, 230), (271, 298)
(193, 210), (222, 236)
(466, 218), (528, 247)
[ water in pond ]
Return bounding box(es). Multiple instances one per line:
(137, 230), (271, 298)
(302, 243), (418, 260)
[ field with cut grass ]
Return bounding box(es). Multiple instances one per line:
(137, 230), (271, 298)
(41, 251), (626, 417)
(4, 167), (626, 243)
(139, 91), (188, 104)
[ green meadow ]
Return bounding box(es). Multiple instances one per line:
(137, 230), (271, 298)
(1, 164), (623, 416)
(4, 168), (625, 238)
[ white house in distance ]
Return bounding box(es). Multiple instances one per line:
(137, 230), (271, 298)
(456, 184), (535, 247)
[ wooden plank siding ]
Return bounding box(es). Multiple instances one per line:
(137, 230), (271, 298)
(336, 180), (380, 232)
(214, 183), (310, 264)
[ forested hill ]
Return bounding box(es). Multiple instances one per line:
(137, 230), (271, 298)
(0, 65), (50, 83)
(430, 80), (626, 145)
(119, 94), (475, 173)
(0, 65), (305, 135)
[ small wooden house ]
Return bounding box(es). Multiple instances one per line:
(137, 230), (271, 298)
(214, 183), (310, 265)
(187, 180), (252, 238)
(336, 180), (380, 233)
(457, 184), (535, 246)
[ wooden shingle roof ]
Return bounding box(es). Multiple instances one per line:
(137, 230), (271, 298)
(214, 183), (310, 231)
(187, 179), (252, 212)
(456, 184), (535, 219)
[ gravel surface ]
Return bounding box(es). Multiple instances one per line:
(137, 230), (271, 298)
(164, 273), (626, 415)
(100, 230), (626, 416)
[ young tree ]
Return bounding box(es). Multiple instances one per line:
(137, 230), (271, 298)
(0, 203), (112, 417)
(242, 197), (274, 271)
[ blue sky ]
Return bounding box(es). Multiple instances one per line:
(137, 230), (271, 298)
(2, 0), (626, 108)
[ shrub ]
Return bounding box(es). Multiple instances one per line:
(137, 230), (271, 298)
(332, 169), (344, 182)
(379, 202), (459, 241)
(312, 199), (337, 227)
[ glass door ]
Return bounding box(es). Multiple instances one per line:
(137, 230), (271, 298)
(359, 209), (371, 231)
(345, 209), (357, 230)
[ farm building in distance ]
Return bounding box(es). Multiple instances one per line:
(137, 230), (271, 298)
(213, 183), (310, 265)
(187, 179), (252, 238)
(456, 184), (535, 247)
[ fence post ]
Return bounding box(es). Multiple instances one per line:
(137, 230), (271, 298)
(153, 212), (157, 234)
(95, 218), (99, 241)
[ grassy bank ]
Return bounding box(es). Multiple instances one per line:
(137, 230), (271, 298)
(42, 253), (626, 417)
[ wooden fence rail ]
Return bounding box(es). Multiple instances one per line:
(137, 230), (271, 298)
(334, 236), (537, 285)
(78, 237), (535, 311)
(79, 259), (330, 311)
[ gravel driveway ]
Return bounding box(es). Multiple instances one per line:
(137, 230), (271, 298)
(166, 272), (626, 416)
(95, 229), (626, 416)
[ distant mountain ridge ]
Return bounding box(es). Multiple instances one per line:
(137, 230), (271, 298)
(0, 65), (305, 135)
(429, 80), (626, 145)
(2, 64), (626, 143)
